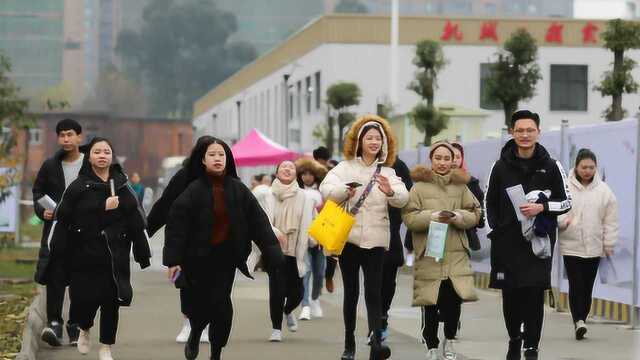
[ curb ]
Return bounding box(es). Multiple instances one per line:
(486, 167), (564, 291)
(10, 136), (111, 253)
(15, 286), (46, 360)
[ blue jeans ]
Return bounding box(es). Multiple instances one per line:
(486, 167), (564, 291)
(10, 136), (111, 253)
(302, 246), (326, 306)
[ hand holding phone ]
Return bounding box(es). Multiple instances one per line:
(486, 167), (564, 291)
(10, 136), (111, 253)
(440, 210), (456, 218)
(345, 182), (362, 188)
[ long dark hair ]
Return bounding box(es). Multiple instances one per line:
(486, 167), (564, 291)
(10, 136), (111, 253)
(184, 136), (238, 180)
(356, 124), (383, 158)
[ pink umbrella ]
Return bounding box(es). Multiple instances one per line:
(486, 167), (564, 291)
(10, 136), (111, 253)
(231, 128), (299, 167)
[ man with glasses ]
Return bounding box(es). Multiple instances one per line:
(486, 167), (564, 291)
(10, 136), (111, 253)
(485, 110), (572, 360)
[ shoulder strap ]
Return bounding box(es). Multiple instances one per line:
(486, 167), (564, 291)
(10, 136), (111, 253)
(350, 165), (382, 216)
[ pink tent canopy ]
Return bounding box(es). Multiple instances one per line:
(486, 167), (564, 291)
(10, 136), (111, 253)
(231, 128), (299, 167)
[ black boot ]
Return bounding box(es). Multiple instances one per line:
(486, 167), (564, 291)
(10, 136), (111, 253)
(184, 326), (202, 360)
(369, 331), (391, 360)
(41, 321), (63, 347)
(341, 333), (355, 360)
(506, 338), (522, 360)
(523, 348), (538, 360)
(66, 323), (80, 345)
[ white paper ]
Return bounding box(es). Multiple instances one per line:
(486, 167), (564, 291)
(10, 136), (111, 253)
(506, 184), (528, 222)
(109, 179), (115, 196)
(37, 195), (57, 212)
(426, 221), (448, 262)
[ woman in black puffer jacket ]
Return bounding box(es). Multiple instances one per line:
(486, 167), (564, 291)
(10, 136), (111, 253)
(51, 137), (151, 360)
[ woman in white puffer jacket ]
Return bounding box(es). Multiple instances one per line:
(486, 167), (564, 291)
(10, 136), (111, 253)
(558, 148), (618, 341)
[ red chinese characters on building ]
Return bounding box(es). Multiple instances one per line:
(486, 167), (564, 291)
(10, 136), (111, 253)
(441, 20), (463, 41)
(479, 21), (498, 42)
(545, 22), (564, 44)
(582, 22), (599, 43)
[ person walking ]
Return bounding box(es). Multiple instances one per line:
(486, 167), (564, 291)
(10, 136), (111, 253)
(296, 158), (328, 321)
(49, 137), (152, 360)
(257, 160), (316, 341)
(33, 118), (84, 347)
(378, 158), (412, 341)
(402, 142), (481, 360)
(320, 114), (409, 360)
(147, 136), (215, 344)
(558, 149), (618, 340)
(451, 142), (485, 252)
(163, 137), (284, 360)
(129, 172), (145, 202)
(486, 110), (572, 360)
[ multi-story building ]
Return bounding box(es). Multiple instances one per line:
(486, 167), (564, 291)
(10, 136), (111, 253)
(0, 0), (121, 108)
(574, 0), (640, 19)
(193, 15), (640, 154)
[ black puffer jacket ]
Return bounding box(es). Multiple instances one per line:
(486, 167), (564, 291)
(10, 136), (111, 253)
(51, 163), (151, 306)
(146, 167), (191, 237)
(465, 176), (485, 251)
(386, 158), (413, 267)
(486, 140), (571, 289)
(163, 175), (284, 281)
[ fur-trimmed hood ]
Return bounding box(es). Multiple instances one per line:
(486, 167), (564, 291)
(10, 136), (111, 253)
(410, 165), (471, 185)
(295, 158), (328, 182)
(343, 114), (397, 167)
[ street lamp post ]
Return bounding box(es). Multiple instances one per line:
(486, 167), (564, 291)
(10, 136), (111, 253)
(283, 74), (291, 147)
(236, 100), (242, 143)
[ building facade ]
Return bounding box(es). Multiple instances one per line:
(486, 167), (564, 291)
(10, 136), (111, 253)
(574, 0), (640, 19)
(193, 15), (640, 153)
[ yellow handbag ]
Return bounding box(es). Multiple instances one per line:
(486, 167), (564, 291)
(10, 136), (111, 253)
(308, 165), (382, 255)
(308, 200), (355, 255)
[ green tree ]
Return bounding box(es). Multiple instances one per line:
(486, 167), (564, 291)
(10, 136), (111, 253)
(334, 0), (369, 13)
(326, 82), (361, 154)
(594, 19), (640, 121)
(82, 66), (149, 117)
(485, 29), (542, 127)
(116, 0), (257, 117)
(408, 40), (449, 146)
(0, 52), (33, 203)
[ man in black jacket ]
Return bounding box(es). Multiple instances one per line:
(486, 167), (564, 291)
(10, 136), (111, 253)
(486, 110), (571, 360)
(33, 118), (84, 346)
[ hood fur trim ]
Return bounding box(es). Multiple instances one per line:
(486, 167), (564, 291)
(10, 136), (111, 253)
(343, 114), (397, 167)
(410, 166), (470, 185)
(294, 158), (328, 181)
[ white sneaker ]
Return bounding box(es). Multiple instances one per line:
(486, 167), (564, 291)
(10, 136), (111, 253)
(98, 344), (113, 360)
(299, 306), (311, 321)
(77, 329), (91, 355)
(200, 325), (210, 343)
(310, 299), (323, 318)
(286, 313), (298, 332)
(269, 329), (282, 342)
(575, 320), (587, 340)
(175, 320), (190, 343)
(426, 348), (440, 360)
(443, 338), (457, 360)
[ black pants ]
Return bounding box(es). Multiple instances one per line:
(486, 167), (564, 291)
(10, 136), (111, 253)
(564, 256), (600, 323)
(502, 287), (545, 349)
(72, 272), (119, 345)
(339, 243), (385, 344)
(269, 256), (303, 330)
(46, 260), (76, 326)
(182, 264), (236, 350)
(325, 256), (337, 280)
(422, 280), (462, 349)
(380, 259), (399, 330)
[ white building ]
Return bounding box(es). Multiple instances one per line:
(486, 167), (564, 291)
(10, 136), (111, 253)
(193, 14), (640, 153)
(574, 0), (640, 19)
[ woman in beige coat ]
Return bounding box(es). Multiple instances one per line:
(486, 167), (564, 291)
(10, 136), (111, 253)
(402, 142), (480, 360)
(320, 114), (409, 360)
(558, 149), (618, 340)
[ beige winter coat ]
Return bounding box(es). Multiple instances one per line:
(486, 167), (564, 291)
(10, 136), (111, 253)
(402, 166), (481, 306)
(558, 169), (618, 258)
(319, 115), (409, 249)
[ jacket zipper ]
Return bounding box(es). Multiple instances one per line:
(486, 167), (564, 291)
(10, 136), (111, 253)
(101, 230), (123, 302)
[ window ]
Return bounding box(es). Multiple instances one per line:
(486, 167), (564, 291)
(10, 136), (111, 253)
(315, 71), (321, 110)
(550, 65), (588, 111)
(305, 76), (312, 114)
(479, 63), (502, 110)
(29, 128), (43, 145)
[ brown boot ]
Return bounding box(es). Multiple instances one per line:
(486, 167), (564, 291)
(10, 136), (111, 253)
(326, 278), (334, 293)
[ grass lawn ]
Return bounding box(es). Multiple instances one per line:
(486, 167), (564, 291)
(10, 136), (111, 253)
(0, 246), (39, 359)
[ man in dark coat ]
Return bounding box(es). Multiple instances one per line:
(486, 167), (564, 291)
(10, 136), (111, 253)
(32, 118), (84, 346)
(486, 110), (572, 360)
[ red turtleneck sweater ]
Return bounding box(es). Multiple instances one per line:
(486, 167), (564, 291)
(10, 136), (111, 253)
(210, 175), (230, 246)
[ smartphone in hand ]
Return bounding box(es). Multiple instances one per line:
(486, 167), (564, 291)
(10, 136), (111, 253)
(170, 269), (181, 283)
(440, 210), (456, 218)
(345, 182), (362, 188)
